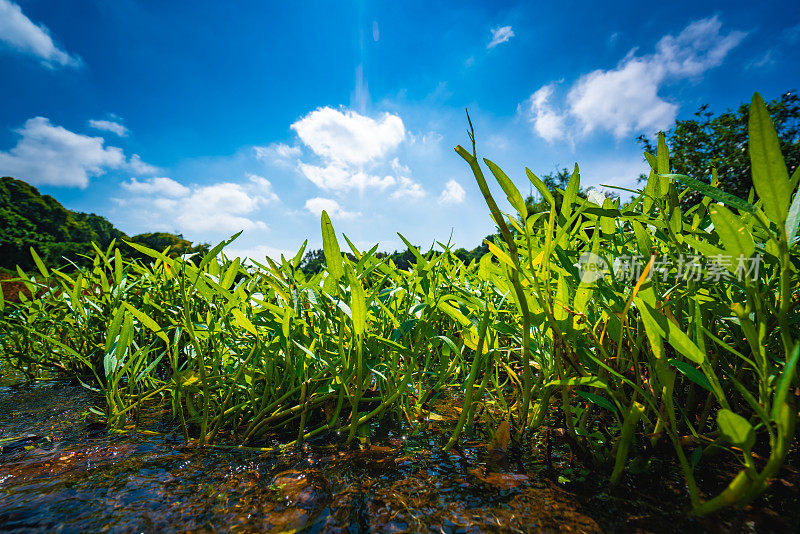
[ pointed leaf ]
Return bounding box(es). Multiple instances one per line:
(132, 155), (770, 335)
(709, 203), (755, 259)
(30, 247), (48, 278)
(321, 210), (344, 281)
(231, 308), (258, 336)
(484, 158), (527, 220)
(663, 174), (757, 214)
(749, 92), (791, 225)
(122, 303), (170, 345)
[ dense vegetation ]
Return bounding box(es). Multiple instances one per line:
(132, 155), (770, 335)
(0, 93), (798, 518)
(638, 90), (799, 208)
(0, 176), (208, 272)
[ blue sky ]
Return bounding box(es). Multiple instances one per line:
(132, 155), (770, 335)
(1, 0), (798, 259)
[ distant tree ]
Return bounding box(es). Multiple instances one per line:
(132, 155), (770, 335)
(125, 232), (208, 261)
(0, 176), (209, 271)
(299, 249), (326, 275)
(636, 90), (800, 208)
(523, 166), (589, 223)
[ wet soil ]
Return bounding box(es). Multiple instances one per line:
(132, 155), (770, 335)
(0, 381), (798, 533)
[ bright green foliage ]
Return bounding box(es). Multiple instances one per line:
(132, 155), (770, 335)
(0, 176), (207, 271)
(637, 91), (800, 208)
(0, 92), (797, 518)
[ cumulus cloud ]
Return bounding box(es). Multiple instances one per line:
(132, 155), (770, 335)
(291, 107), (404, 166)
(88, 119), (129, 137)
(0, 117), (124, 187)
(297, 162), (396, 191)
(118, 174), (274, 235)
(391, 177), (426, 200)
(521, 16), (746, 141)
(245, 173), (280, 203)
(388, 159), (425, 200)
(438, 179), (466, 205)
(291, 106), (427, 200)
(521, 84), (569, 143)
(121, 177), (189, 197)
(0, 0), (80, 68)
(304, 197), (359, 220)
(127, 154), (160, 175)
(488, 26), (514, 48)
(177, 183), (268, 232)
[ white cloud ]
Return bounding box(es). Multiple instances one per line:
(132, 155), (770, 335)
(128, 154), (160, 175)
(567, 58), (678, 138)
(304, 197), (359, 220)
(298, 162), (396, 192)
(391, 177), (426, 200)
(521, 16), (746, 141)
(253, 142), (302, 164)
(88, 119), (129, 137)
(438, 179), (466, 205)
(177, 183), (268, 232)
(0, 117), (124, 188)
(521, 84), (569, 143)
(245, 173), (280, 203)
(389, 159), (425, 200)
(0, 0), (80, 68)
(291, 107), (404, 166)
(118, 174), (272, 235)
(121, 177), (189, 197)
(488, 26), (514, 48)
(291, 106), (429, 200)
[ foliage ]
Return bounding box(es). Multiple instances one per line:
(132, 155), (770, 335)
(524, 166), (590, 216)
(300, 240), (491, 274)
(0, 176), (207, 271)
(0, 93), (797, 518)
(637, 90), (800, 208)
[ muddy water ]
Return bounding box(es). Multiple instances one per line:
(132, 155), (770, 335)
(0, 382), (796, 533)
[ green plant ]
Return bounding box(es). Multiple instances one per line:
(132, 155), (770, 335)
(0, 91), (796, 517)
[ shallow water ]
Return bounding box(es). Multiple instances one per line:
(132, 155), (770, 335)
(0, 381), (796, 533)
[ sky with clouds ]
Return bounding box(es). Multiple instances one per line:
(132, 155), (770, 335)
(0, 0), (798, 260)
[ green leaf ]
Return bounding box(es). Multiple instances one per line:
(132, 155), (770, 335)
(321, 210), (344, 281)
(656, 132), (670, 176)
(199, 232), (242, 271)
(545, 376), (608, 389)
(221, 257), (241, 290)
(114, 248), (123, 285)
(122, 302), (170, 345)
(525, 168), (555, 207)
(717, 409), (755, 452)
(575, 390), (618, 414)
(30, 247), (48, 278)
(709, 203), (755, 259)
(561, 163), (580, 218)
(231, 308), (257, 336)
(786, 183), (800, 246)
(748, 92), (791, 225)
(662, 174), (757, 214)
(124, 240), (174, 265)
(683, 235), (726, 261)
(668, 358), (713, 393)
(292, 240), (308, 270)
(631, 220), (652, 257)
(772, 342), (800, 420)
(484, 158), (527, 220)
(637, 300), (706, 364)
(346, 265), (366, 337)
